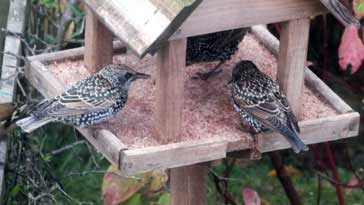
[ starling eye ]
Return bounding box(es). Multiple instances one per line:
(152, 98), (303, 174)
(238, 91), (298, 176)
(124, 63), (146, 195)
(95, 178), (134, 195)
(125, 73), (133, 80)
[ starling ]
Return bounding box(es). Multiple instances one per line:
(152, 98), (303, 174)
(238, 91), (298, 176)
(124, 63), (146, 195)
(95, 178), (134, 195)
(17, 64), (150, 133)
(186, 28), (248, 80)
(230, 60), (308, 153)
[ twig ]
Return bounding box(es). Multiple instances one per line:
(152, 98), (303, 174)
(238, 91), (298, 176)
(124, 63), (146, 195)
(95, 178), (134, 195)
(209, 169), (238, 205)
(322, 15), (328, 81)
(344, 145), (364, 191)
(85, 141), (100, 168)
(65, 170), (142, 181)
(269, 152), (302, 205)
(1, 28), (36, 55)
(208, 168), (245, 182)
(16, 77), (27, 97)
(27, 192), (56, 203)
(50, 140), (86, 155)
(324, 142), (345, 205)
(316, 174), (322, 205)
(315, 171), (364, 188)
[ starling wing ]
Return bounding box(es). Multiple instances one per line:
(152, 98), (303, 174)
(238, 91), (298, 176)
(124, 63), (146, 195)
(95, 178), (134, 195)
(17, 74), (126, 133)
(232, 67), (308, 153)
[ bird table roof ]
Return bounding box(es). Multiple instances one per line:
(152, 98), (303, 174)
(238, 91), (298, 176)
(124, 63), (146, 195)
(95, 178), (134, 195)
(84, 0), (328, 57)
(85, 0), (202, 57)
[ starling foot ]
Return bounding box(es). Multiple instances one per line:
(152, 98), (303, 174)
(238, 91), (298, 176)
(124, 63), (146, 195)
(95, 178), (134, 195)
(250, 133), (262, 160)
(192, 60), (225, 81)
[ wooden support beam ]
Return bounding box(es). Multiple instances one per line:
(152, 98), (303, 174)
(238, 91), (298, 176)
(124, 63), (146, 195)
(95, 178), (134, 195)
(0, 0), (27, 201)
(171, 163), (208, 205)
(277, 18), (310, 114)
(155, 39), (207, 204)
(84, 7), (113, 73)
(173, 0), (325, 39)
(155, 39), (186, 143)
(272, 19), (311, 205)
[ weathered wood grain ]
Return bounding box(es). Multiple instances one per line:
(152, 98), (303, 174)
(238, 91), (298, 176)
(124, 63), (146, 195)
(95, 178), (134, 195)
(119, 139), (226, 175)
(155, 39), (186, 143)
(79, 129), (127, 166)
(172, 0), (326, 39)
(85, 0), (201, 56)
(0, 0), (27, 104)
(277, 18), (310, 114)
(84, 7), (113, 73)
(0, 0), (27, 200)
(28, 41), (126, 63)
(171, 163), (208, 205)
(154, 37), (208, 204)
(0, 0), (9, 68)
(251, 25), (353, 114)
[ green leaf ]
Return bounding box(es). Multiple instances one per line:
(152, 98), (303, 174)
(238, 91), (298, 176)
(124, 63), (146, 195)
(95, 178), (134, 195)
(9, 184), (21, 198)
(357, 1), (364, 10)
(122, 193), (142, 205)
(68, 3), (85, 17)
(158, 192), (170, 205)
(71, 17), (85, 39)
(40, 0), (57, 9)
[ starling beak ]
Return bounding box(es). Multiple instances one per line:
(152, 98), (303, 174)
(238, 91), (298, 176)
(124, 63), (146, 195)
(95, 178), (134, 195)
(17, 64), (149, 133)
(231, 60), (308, 153)
(133, 72), (150, 80)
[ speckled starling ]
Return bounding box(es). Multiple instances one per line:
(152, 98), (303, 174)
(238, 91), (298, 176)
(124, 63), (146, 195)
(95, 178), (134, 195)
(186, 28), (248, 80)
(231, 60), (308, 153)
(17, 64), (150, 133)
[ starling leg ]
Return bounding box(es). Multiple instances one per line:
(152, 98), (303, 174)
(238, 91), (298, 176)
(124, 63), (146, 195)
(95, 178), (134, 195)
(87, 122), (111, 132)
(87, 122), (112, 139)
(192, 60), (225, 81)
(250, 133), (262, 160)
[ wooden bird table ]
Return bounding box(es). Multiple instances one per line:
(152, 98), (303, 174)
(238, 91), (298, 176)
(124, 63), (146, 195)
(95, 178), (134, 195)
(24, 0), (360, 204)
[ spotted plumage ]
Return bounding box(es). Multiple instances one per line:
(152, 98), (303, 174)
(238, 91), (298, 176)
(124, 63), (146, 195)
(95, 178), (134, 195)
(17, 64), (150, 133)
(186, 28), (248, 65)
(231, 60), (308, 153)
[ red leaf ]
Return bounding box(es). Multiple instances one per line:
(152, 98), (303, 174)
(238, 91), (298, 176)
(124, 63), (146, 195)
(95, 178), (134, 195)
(338, 25), (364, 74)
(242, 188), (261, 205)
(345, 176), (360, 194)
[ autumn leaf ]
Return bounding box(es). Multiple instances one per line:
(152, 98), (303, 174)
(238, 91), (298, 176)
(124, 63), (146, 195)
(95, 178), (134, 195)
(353, 0), (364, 20)
(338, 25), (364, 74)
(146, 170), (168, 193)
(344, 176), (360, 194)
(268, 166), (300, 177)
(242, 188), (261, 205)
(101, 166), (168, 205)
(102, 166), (146, 205)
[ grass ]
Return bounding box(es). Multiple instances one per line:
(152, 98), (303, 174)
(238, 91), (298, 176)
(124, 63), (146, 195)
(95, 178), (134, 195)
(3, 123), (364, 204)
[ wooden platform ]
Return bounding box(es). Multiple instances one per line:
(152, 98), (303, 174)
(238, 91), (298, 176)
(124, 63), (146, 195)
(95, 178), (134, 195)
(26, 30), (359, 176)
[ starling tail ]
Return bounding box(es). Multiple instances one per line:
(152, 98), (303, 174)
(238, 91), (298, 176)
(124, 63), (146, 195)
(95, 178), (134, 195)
(16, 115), (53, 133)
(231, 60), (308, 153)
(17, 64), (150, 133)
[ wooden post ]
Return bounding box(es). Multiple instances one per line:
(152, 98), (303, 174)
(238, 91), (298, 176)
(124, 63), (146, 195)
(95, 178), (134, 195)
(84, 7), (113, 73)
(155, 39), (206, 205)
(277, 18), (310, 114)
(170, 163), (208, 205)
(155, 39), (186, 143)
(272, 18), (310, 205)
